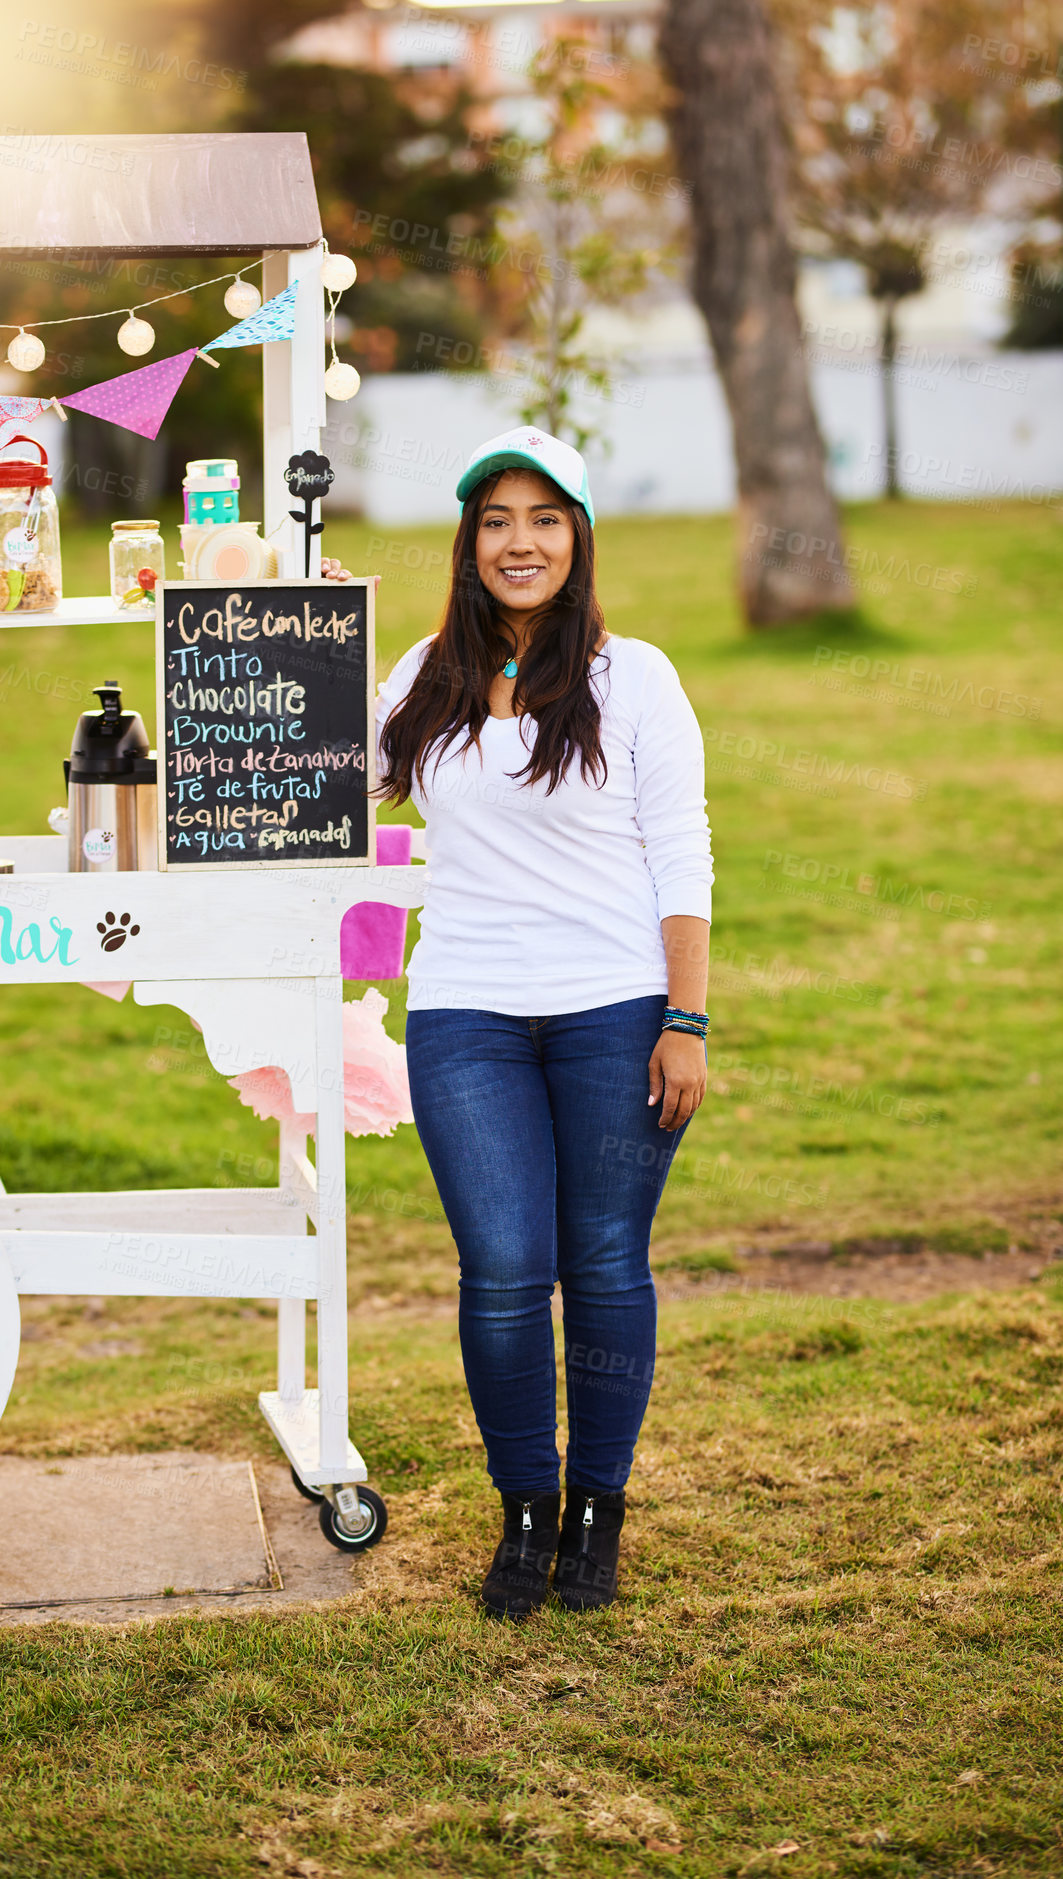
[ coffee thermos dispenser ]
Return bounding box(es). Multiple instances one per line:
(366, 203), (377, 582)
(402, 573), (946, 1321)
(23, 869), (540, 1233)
(64, 680), (158, 872)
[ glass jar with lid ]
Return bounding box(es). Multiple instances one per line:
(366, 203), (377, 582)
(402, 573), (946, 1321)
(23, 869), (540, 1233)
(109, 520), (165, 611)
(0, 433), (62, 613)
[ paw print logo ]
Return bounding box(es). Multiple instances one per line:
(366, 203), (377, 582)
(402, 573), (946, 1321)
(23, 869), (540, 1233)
(97, 911), (140, 953)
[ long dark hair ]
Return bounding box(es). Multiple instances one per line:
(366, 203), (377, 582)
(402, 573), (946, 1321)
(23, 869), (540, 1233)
(377, 471), (607, 803)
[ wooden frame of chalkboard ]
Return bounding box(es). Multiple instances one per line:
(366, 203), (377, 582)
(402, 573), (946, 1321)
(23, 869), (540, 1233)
(155, 579), (376, 872)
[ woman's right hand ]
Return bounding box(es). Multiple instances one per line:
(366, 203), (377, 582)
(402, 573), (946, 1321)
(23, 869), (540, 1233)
(322, 556), (353, 583)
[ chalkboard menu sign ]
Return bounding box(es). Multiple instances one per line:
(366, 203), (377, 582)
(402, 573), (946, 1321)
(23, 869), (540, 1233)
(156, 580), (374, 871)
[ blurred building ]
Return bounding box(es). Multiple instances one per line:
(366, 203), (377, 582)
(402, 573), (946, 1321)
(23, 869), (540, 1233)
(287, 0), (1021, 351)
(285, 0), (660, 99)
(286, 3), (1063, 517)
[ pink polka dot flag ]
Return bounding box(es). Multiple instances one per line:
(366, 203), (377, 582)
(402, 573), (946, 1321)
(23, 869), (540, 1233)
(59, 349), (198, 441)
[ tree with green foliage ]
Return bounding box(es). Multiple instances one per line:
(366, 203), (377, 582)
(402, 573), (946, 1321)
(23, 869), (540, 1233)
(0, 9), (513, 514)
(484, 37), (680, 450)
(233, 61), (511, 380)
(776, 0), (1060, 491)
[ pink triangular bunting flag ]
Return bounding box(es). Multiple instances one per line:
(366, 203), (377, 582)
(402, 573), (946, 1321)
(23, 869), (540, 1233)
(60, 348), (198, 441)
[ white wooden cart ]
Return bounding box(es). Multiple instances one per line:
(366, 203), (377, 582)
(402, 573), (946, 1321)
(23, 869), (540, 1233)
(0, 135), (425, 1552)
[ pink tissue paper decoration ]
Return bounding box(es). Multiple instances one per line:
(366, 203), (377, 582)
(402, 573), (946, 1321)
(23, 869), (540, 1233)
(340, 822), (413, 979)
(229, 988), (413, 1138)
(60, 348), (198, 441)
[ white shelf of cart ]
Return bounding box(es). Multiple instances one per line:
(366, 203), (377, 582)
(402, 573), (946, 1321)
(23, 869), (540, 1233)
(0, 862), (427, 1500)
(260, 1390), (368, 1489)
(0, 595), (150, 632)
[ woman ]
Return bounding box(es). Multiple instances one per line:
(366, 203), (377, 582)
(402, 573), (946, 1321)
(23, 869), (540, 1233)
(324, 425), (712, 1620)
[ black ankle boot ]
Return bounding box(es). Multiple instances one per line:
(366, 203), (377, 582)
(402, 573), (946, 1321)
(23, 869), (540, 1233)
(480, 1491), (561, 1621)
(553, 1485), (626, 1611)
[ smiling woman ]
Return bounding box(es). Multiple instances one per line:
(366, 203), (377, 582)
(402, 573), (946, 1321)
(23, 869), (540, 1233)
(375, 431), (604, 798)
(477, 482), (576, 596)
(324, 426), (714, 1624)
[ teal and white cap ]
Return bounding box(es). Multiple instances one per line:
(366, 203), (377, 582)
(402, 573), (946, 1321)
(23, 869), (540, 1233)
(456, 426), (595, 525)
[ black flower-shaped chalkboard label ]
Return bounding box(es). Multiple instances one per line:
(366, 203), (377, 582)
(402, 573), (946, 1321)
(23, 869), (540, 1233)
(285, 451), (335, 501)
(285, 452), (334, 576)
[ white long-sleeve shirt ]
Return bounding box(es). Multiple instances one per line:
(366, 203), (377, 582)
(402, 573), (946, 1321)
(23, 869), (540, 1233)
(375, 633), (713, 1015)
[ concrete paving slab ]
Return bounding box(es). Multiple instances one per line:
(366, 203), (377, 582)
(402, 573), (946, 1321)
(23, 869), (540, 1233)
(0, 1463), (376, 1625)
(0, 1454), (278, 1611)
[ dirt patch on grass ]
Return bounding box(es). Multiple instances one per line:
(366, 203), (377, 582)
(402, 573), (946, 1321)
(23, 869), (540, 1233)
(342, 1196), (1063, 1316)
(656, 1240), (1053, 1305)
(654, 1191), (1063, 1304)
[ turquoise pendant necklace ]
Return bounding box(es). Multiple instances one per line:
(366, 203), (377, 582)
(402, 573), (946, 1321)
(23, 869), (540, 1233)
(501, 655), (518, 678)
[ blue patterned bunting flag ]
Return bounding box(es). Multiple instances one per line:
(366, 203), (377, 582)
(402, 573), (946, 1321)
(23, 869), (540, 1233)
(202, 281), (299, 352)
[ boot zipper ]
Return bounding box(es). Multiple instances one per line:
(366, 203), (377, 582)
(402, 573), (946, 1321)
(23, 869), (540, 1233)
(580, 1497), (594, 1556)
(520, 1500), (532, 1563)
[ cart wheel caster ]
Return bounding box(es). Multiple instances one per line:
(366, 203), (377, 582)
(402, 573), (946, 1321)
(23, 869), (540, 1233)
(290, 1464), (324, 1504)
(319, 1485), (388, 1552)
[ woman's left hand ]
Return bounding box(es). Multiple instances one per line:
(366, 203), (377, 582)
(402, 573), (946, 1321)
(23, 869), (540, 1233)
(648, 1030), (707, 1131)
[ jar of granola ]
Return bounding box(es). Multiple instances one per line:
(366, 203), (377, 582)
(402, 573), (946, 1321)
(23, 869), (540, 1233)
(109, 520), (165, 611)
(0, 434), (62, 613)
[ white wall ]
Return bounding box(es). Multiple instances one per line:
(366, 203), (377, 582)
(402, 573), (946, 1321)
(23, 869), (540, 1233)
(324, 350), (1063, 522)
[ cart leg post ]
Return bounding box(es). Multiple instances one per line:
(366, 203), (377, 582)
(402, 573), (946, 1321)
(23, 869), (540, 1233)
(277, 1120), (308, 1403)
(0, 1247), (20, 1423)
(314, 977), (349, 1475)
(277, 1298), (306, 1403)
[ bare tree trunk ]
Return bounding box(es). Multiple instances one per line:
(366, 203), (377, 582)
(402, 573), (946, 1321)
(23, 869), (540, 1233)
(659, 0), (855, 626)
(880, 294), (901, 499)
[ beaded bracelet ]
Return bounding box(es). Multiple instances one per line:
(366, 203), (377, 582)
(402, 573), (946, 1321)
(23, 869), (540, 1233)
(661, 1006), (710, 1038)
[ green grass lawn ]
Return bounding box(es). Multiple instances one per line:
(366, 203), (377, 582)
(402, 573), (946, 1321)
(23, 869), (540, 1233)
(0, 501), (1058, 1251)
(3, 1279), (1063, 1877)
(1, 502), (1061, 1877)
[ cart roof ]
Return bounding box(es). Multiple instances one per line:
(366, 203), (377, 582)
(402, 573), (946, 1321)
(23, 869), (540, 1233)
(0, 132), (322, 257)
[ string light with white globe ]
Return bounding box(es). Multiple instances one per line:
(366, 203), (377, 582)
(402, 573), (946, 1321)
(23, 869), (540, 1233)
(224, 273), (262, 320)
(321, 250), (358, 294)
(0, 245), (365, 403)
(320, 244), (360, 402)
(0, 255), (283, 376)
(7, 328), (46, 373)
(117, 312), (155, 357)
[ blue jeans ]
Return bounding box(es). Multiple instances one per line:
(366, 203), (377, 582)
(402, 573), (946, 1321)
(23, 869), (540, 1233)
(404, 995), (686, 1494)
